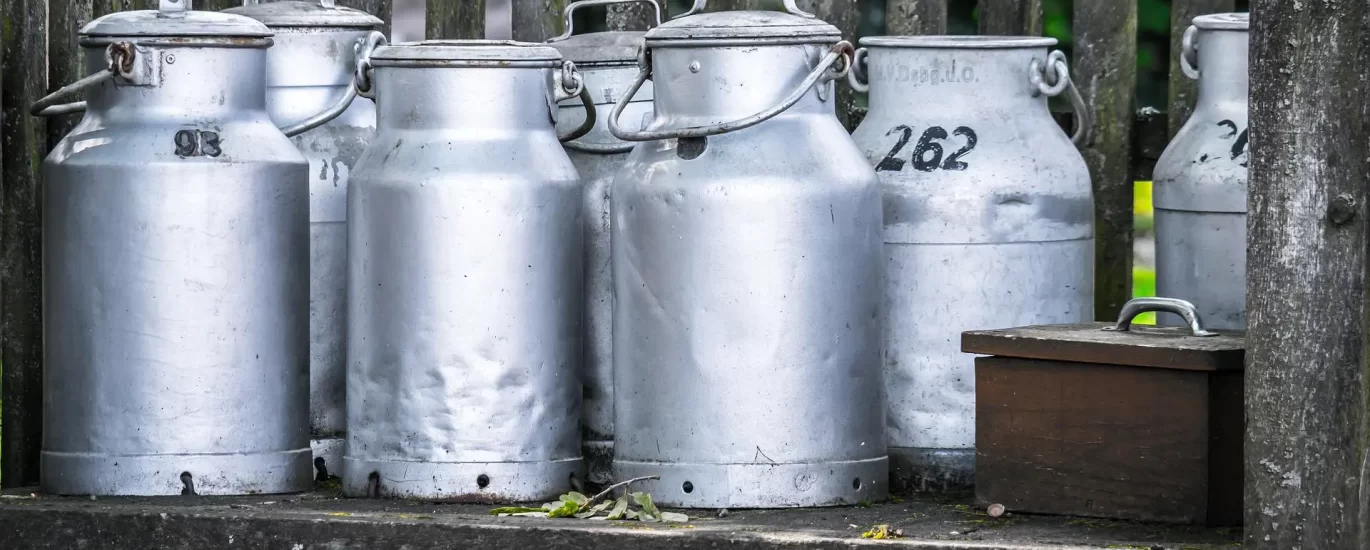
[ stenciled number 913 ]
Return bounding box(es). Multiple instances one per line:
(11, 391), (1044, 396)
(174, 129), (222, 158)
(876, 125), (978, 173)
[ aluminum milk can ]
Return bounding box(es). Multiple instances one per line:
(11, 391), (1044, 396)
(343, 40), (594, 500)
(848, 36), (1094, 492)
(224, 0), (386, 480)
(547, 0), (660, 489)
(33, 0), (341, 495)
(607, 0), (888, 508)
(1153, 13), (1249, 330)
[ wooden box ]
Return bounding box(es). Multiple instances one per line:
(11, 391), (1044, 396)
(963, 316), (1244, 526)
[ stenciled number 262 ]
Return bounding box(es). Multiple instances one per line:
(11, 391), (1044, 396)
(875, 125), (978, 173)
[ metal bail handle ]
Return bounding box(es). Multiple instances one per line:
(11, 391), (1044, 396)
(1180, 25), (1200, 80)
(549, 0), (663, 42)
(31, 43), (136, 117)
(608, 41), (853, 142)
(556, 60), (598, 142)
(1102, 297), (1219, 337)
(677, 0), (815, 19)
(1030, 49), (1092, 147)
(846, 46), (870, 92)
(282, 31), (387, 138)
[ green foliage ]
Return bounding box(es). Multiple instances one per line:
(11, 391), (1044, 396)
(490, 488), (688, 523)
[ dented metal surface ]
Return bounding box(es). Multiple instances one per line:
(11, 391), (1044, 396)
(344, 40), (584, 501)
(1153, 13), (1249, 331)
(40, 5), (312, 496)
(224, 0), (386, 480)
(609, 3), (887, 508)
(849, 36), (1094, 492)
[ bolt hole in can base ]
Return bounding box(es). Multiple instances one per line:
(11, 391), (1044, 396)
(180, 472), (195, 496)
(477, 474), (491, 489)
(683, 481), (694, 493)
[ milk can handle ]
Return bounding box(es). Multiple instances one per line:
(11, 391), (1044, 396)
(1030, 50), (1092, 147)
(556, 61), (598, 143)
(677, 0), (814, 18)
(1180, 25), (1201, 80)
(846, 47), (870, 92)
(608, 41), (853, 141)
(281, 31), (386, 138)
(1102, 297), (1218, 337)
(30, 43), (135, 117)
(549, 0), (663, 41)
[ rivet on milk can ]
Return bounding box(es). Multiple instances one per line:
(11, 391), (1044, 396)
(33, 0), (354, 496)
(546, 0), (661, 490)
(342, 40), (595, 501)
(606, 0), (888, 508)
(1154, 13), (1249, 331)
(223, 0), (387, 482)
(848, 36), (1094, 493)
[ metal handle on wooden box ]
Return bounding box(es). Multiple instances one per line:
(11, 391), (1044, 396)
(1103, 297), (1218, 337)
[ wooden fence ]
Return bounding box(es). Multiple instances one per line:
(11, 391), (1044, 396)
(0, 0), (1236, 487)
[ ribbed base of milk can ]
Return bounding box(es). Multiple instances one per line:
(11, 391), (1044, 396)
(42, 449), (313, 496)
(311, 438), (345, 479)
(614, 458), (889, 508)
(342, 458), (583, 501)
(889, 448), (974, 494)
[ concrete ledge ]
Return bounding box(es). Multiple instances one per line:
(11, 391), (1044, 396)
(0, 488), (1239, 549)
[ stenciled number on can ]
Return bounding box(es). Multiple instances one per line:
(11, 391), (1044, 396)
(875, 125), (978, 173)
(174, 129), (222, 158)
(1216, 120), (1248, 167)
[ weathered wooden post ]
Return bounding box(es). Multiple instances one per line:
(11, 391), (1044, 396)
(426, 0), (484, 39)
(1245, 1), (1370, 547)
(978, 0), (1040, 36)
(0, 0), (47, 488)
(606, 0), (662, 31)
(886, 0), (945, 35)
(1073, 2), (1136, 321)
(340, 0), (395, 38)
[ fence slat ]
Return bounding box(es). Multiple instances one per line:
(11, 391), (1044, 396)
(1166, 0), (1234, 137)
(886, 0), (946, 35)
(606, 0), (664, 32)
(978, 0), (1041, 36)
(426, 0), (483, 39)
(1073, 1), (1136, 321)
(1246, 0), (1370, 547)
(1, 0), (48, 488)
(48, 1), (96, 153)
(512, 0), (567, 42)
(339, 0), (394, 39)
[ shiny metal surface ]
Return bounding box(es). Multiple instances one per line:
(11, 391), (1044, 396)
(549, 2), (656, 488)
(611, 10), (887, 508)
(41, 8), (311, 496)
(1154, 14), (1249, 330)
(344, 41), (583, 501)
(849, 36), (1093, 492)
(226, 0), (384, 479)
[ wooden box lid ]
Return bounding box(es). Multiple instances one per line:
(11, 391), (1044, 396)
(962, 298), (1245, 372)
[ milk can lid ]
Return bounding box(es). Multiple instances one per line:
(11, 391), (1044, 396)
(83, 2), (273, 38)
(369, 40), (564, 66)
(549, 31), (645, 65)
(645, 10), (841, 46)
(1193, 13), (1248, 31)
(224, 0), (383, 29)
